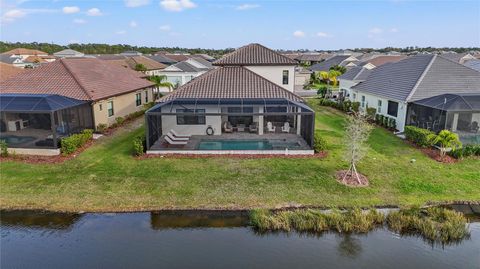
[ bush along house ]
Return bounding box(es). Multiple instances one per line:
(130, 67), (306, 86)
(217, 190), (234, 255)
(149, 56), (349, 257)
(145, 43), (316, 155)
(0, 58), (154, 155)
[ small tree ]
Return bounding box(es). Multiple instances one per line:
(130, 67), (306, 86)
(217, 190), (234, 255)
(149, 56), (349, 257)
(134, 63), (147, 72)
(330, 65), (347, 74)
(429, 130), (462, 159)
(148, 75), (174, 98)
(343, 113), (373, 184)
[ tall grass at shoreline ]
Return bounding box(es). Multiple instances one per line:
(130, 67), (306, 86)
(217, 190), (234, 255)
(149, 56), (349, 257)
(250, 207), (469, 243)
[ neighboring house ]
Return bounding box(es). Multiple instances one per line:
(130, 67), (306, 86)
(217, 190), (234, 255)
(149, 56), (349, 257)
(309, 55), (358, 72)
(463, 59), (480, 72)
(338, 66), (373, 99)
(1, 58), (154, 155)
(440, 53), (476, 64)
(53, 49), (85, 58)
(2, 48), (48, 60)
(213, 43), (298, 92)
(144, 43), (315, 155)
(120, 51), (143, 56)
(0, 62), (25, 82)
(359, 55), (408, 69)
(146, 54), (178, 65)
(295, 53), (332, 66)
(349, 55), (480, 137)
(0, 54), (26, 68)
(155, 61), (208, 88)
(124, 56), (167, 76)
(193, 54), (215, 62)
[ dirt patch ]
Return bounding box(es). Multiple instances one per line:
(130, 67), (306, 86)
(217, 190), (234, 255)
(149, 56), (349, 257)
(335, 170), (369, 187)
(138, 151), (328, 160)
(420, 147), (457, 164)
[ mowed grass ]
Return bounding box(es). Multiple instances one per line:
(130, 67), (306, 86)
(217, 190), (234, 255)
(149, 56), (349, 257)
(0, 103), (479, 212)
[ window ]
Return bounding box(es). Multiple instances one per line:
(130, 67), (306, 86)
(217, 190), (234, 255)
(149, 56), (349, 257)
(361, 96), (366, 108)
(282, 70), (289, 85)
(167, 76), (182, 85)
(107, 101), (114, 117)
(176, 109), (206, 125)
(387, 101), (398, 117)
(377, 100), (382, 113)
(99, 104), (102, 111)
(352, 93), (356, 100)
(145, 91), (148, 103)
(135, 93), (142, 106)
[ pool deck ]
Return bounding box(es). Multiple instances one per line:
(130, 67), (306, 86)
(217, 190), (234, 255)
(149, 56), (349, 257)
(148, 133), (314, 155)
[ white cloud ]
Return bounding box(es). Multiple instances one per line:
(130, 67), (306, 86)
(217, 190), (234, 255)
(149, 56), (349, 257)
(73, 18), (86, 24)
(369, 27), (383, 34)
(63, 6), (80, 14)
(124, 0), (150, 7)
(159, 24), (171, 31)
(116, 30), (126, 35)
(293, 30), (305, 38)
(129, 20), (138, 27)
(86, 8), (102, 16)
(316, 32), (330, 38)
(1, 8), (56, 23)
(390, 27), (398, 33)
(160, 0), (197, 12)
(236, 4), (260, 10)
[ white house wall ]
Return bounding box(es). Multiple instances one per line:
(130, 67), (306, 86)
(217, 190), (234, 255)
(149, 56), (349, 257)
(245, 65), (295, 92)
(350, 90), (408, 132)
(161, 105), (222, 136)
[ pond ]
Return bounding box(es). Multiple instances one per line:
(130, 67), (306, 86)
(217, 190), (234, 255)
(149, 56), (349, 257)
(1, 209), (479, 269)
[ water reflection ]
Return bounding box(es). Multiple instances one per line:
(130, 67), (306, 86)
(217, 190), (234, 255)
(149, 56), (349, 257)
(150, 210), (249, 229)
(337, 234), (363, 258)
(0, 210), (82, 230)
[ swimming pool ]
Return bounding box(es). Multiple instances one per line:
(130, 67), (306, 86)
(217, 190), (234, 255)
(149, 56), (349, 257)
(197, 139), (302, 150)
(0, 135), (36, 146)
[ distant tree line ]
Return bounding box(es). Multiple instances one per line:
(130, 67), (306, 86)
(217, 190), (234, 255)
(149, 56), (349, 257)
(0, 41), (235, 58)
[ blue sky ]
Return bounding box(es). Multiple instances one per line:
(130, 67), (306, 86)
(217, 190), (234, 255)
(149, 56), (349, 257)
(1, 0), (479, 50)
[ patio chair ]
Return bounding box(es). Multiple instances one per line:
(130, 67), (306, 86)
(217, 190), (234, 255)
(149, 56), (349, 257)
(166, 132), (189, 141)
(281, 122), (290, 133)
(267, 122), (276, 133)
(223, 121), (233, 133)
(164, 135), (188, 145)
(249, 123), (258, 133)
(170, 129), (191, 138)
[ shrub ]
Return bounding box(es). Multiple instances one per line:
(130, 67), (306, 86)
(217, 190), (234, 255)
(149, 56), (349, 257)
(388, 118), (396, 130)
(313, 131), (328, 152)
(404, 126), (435, 147)
(382, 116), (389, 127)
(133, 135), (145, 156)
(60, 129), (93, 155)
(351, 102), (360, 112)
(365, 107), (376, 120)
(342, 100), (352, 112)
(0, 139), (8, 157)
(96, 123), (107, 134)
(375, 114), (381, 124)
(115, 116), (125, 125)
(448, 144), (480, 159)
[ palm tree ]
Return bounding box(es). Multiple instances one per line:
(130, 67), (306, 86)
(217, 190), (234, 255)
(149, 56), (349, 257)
(429, 130), (462, 159)
(148, 75), (174, 99)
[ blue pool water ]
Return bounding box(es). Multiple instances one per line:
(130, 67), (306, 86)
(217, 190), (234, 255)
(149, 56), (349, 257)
(197, 139), (302, 150)
(0, 135), (36, 145)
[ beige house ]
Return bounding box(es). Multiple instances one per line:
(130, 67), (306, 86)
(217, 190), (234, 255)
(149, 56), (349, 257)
(1, 58), (154, 129)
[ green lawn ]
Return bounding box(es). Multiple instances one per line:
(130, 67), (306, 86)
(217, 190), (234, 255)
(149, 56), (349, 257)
(1, 104), (479, 212)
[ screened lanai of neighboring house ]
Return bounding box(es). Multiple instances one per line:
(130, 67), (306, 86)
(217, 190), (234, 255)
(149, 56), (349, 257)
(406, 93), (480, 144)
(145, 97), (315, 151)
(0, 94), (94, 149)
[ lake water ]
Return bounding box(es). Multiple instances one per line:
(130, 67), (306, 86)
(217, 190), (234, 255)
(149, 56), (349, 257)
(1, 210), (479, 269)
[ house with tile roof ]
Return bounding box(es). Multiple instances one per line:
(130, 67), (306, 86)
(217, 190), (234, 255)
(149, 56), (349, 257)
(144, 44), (315, 155)
(338, 66), (373, 100)
(53, 49), (85, 58)
(153, 60), (213, 90)
(309, 55), (358, 72)
(349, 54), (480, 141)
(2, 48), (48, 60)
(0, 62), (25, 82)
(0, 58), (155, 155)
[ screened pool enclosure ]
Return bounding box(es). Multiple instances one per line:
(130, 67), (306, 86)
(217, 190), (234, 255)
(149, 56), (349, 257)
(406, 94), (480, 144)
(145, 98), (315, 152)
(0, 94), (94, 149)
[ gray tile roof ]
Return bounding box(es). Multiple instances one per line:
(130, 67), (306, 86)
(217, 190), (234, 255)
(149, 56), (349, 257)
(171, 61), (204, 72)
(190, 56), (213, 69)
(339, 66), (373, 81)
(161, 66), (303, 102)
(463, 59), (480, 72)
(53, 49), (84, 57)
(309, 55), (351, 71)
(438, 53), (467, 63)
(213, 43), (298, 66)
(0, 54), (19, 64)
(352, 55), (480, 102)
(145, 54), (177, 65)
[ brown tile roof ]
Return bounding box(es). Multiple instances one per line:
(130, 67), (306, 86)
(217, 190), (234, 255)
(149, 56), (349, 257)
(161, 66), (303, 102)
(214, 43), (298, 66)
(2, 48), (48, 56)
(1, 58), (154, 101)
(365, 55), (408, 67)
(0, 63), (25, 82)
(125, 56), (167, 70)
(24, 55), (48, 63)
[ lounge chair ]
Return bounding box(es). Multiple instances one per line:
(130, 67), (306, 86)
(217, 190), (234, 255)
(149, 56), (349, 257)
(170, 129), (191, 138)
(267, 122), (276, 133)
(223, 121), (233, 133)
(164, 135), (188, 145)
(281, 122), (290, 133)
(249, 123), (258, 133)
(166, 132), (189, 141)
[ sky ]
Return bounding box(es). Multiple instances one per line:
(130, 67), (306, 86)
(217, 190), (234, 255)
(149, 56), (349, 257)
(0, 0), (479, 50)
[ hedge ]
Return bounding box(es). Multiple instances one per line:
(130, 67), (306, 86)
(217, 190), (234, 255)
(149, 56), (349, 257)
(61, 129), (93, 155)
(448, 144), (480, 159)
(133, 135), (146, 156)
(313, 131), (328, 153)
(404, 126), (435, 147)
